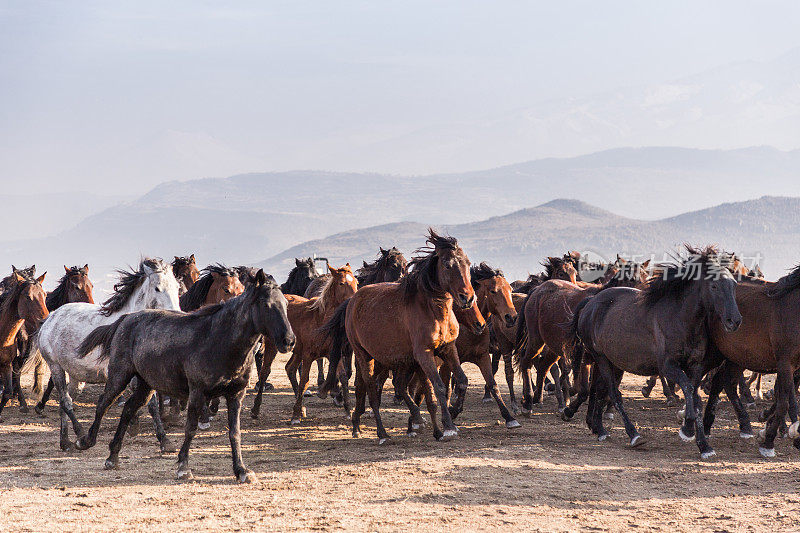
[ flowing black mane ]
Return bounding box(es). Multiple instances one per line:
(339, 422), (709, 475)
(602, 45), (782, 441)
(356, 247), (407, 285)
(281, 257), (318, 295)
(101, 258), (167, 316)
(46, 265), (87, 310)
(191, 274), (279, 318)
(541, 257), (569, 280)
(234, 266), (260, 287)
(640, 246), (725, 307)
(470, 262), (503, 290)
(767, 264), (800, 298)
(180, 263), (237, 312)
(399, 230), (459, 302)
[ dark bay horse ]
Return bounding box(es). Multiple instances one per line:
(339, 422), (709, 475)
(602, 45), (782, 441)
(281, 257), (319, 296)
(702, 266), (800, 457)
(23, 265), (94, 412)
(510, 256), (579, 294)
(75, 270), (294, 483)
(569, 247), (741, 458)
(172, 255), (200, 295)
(356, 247), (408, 286)
(487, 291), (526, 412)
(320, 229), (476, 443)
(179, 263), (244, 312)
(250, 264), (357, 422)
(0, 271), (48, 421)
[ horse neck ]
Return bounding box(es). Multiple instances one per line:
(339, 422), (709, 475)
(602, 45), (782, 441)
(0, 302), (24, 348)
(671, 284), (707, 335)
(209, 299), (260, 359)
(476, 289), (493, 319)
(113, 282), (155, 316)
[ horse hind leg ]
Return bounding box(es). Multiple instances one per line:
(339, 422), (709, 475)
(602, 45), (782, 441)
(502, 352), (520, 414)
(477, 354), (519, 428)
(177, 389), (205, 480)
(226, 390), (256, 483)
(290, 355), (313, 424)
(251, 342), (278, 419)
(11, 358), (28, 413)
(641, 375), (657, 398)
(35, 378), (55, 416)
(148, 392), (176, 454)
(105, 379), (153, 470)
(76, 360), (137, 451)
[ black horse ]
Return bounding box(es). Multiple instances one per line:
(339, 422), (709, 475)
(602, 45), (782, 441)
(75, 270), (294, 483)
(356, 247), (408, 286)
(281, 258), (319, 296)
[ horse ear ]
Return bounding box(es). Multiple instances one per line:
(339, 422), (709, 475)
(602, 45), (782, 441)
(13, 271), (24, 282)
(296, 258), (302, 267)
(328, 264), (337, 275)
(189, 254), (195, 263)
(255, 268), (267, 286)
(641, 259), (650, 269)
(65, 265), (70, 273)
(83, 264), (89, 273)
(37, 272), (46, 284)
(12, 265), (17, 272)
(380, 247), (387, 253)
(345, 262), (350, 269)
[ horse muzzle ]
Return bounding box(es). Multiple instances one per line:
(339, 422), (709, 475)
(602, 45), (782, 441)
(504, 314), (517, 328)
(723, 315), (742, 333)
(459, 293), (476, 309)
(278, 334), (296, 353)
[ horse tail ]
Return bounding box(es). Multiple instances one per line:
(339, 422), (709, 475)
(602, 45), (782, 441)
(512, 289), (536, 370)
(565, 297), (592, 373)
(318, 298), (351, 394)
(77, 317), (125, 361)
(20, 331), (42, 376)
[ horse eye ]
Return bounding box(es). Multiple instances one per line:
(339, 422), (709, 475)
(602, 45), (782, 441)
(155, 287), (162, 292)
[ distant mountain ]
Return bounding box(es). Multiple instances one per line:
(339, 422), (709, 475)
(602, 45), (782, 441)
(259, 196), (800, 281)
(4, 146), (800, 291)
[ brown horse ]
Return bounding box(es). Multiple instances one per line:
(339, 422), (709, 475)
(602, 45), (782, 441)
(179, 264), (244, 312)
(569, 247), (741, 458)
(356, 247), (408, 286)
(443, 263), (519, 427)
(511, 256), (579, 294)
(0, 271), (48, 421)
(21, 265), (94, 412)
(487, 291), (527, 412)
(702, 266), (800, 457)
(320, 229), (476, 443)
(172, 255), (200, 295)
(250, 264), (357, 422)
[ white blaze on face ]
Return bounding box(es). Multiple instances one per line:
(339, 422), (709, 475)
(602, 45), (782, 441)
(346, 274), (354, 283)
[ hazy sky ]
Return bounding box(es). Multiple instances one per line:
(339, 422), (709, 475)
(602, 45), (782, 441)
(2, 1), (800, 195)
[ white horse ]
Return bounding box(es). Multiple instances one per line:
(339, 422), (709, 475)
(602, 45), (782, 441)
(28, 258), (181, 451)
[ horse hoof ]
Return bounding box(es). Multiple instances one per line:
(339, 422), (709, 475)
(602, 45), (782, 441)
(411, 422), (422, 431)
(598, 434), (608, 442)
(177, 468), (193, 480)
(34, 405), (46, 417)
(332, 396), (344, 407)
(352, 431), (361, 439)
(290, 418), (302, 426)
(406, 431), (417, 438)
(641, 387), (651, 398)
(263, 382), (274, 392)
(160, 440), (176, 454)
(104, 459), (118, 470)
(378, 437), (393, 445)
(439, 429), (458, 442)
(676, 408), (686, 422)
(521, 409), (532, 418)
(75, 437), (90, 451)
(19, 404), (29, 414)
(758, 428), (767, 441)
(701, 449), (716, 459)
(740, 432), (755, 440)
(60, 441), (75, 452)
(678, 428), (695, 442)
(788, 421), (800, 440)
(482, 397), (493, 404)
(603, 412), (614, 421)
(303, 389), (315, 397)
(561, 411), (573, 422)
(198, 421), (211, 430)
(250, 411), (259, 420)
(506, 419), (521, 429)
(630, 434), (645, 447)
(238, 470), (257, 484)
(759, 446), (775, 458)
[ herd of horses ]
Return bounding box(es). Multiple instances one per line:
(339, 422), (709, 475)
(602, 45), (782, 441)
(1, 230), (799, 483)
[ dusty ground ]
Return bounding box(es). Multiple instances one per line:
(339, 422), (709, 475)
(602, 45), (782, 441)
(1, 354), (798, 532)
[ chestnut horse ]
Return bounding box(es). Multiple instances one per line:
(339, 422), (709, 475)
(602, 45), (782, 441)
(250, 264), (357, 422)
(320, 229), (476, 443)
(172, 255), (200, 295)
(702, 266), (800, 457)
(443, 262), (519, 428)
(0, 271), (48, 421)
(179, 264), (244, 312)
(568, 247), (741, 458)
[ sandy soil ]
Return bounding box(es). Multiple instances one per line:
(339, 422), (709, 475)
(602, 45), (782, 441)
(1, 354), (798, 532)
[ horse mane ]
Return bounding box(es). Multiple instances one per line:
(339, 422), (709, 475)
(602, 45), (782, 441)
(308, 273), (342, 315)
(399, 229), (459, 302)
(356, 247), (407, 284)
(180, 263), (236, 312)
(767, 264), (800, 298)
(281, 257), (317, 292)
(470, 262), (503, 290)
(0, 271), (36, 317)
(191, 275), (280, 318)
(46, 265), (86, 310)
(233, 266), (262, 286)
(171, 255), (193, 269)
(639, 245), (723, 307)
(101, 258), (167, 316)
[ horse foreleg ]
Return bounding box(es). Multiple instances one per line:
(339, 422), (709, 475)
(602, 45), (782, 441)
(502, 352), (519, 414)
(226, 390), (255, 483)
(35, 378), (55, 416)
(177, 389), (205, 480)
(105, 380), (153, 470)
(290, 354), (313, 424)
(414, 346), (458, 440)
(477, 354), (519, 428)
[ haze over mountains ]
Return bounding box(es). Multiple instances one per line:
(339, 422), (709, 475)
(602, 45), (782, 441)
(2, 145), (800, 292)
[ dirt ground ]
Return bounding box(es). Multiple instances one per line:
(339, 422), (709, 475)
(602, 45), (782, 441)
(1, 354), (798, 532)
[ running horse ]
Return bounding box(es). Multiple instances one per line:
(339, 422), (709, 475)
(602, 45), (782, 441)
(320, 229), (476, 443)
(568, 246), (741, 458)
(356, 247), (408, 286)
(0, 271), (48, 421)
(179, 263), (244, 312)
(250, 264), (357, 421)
